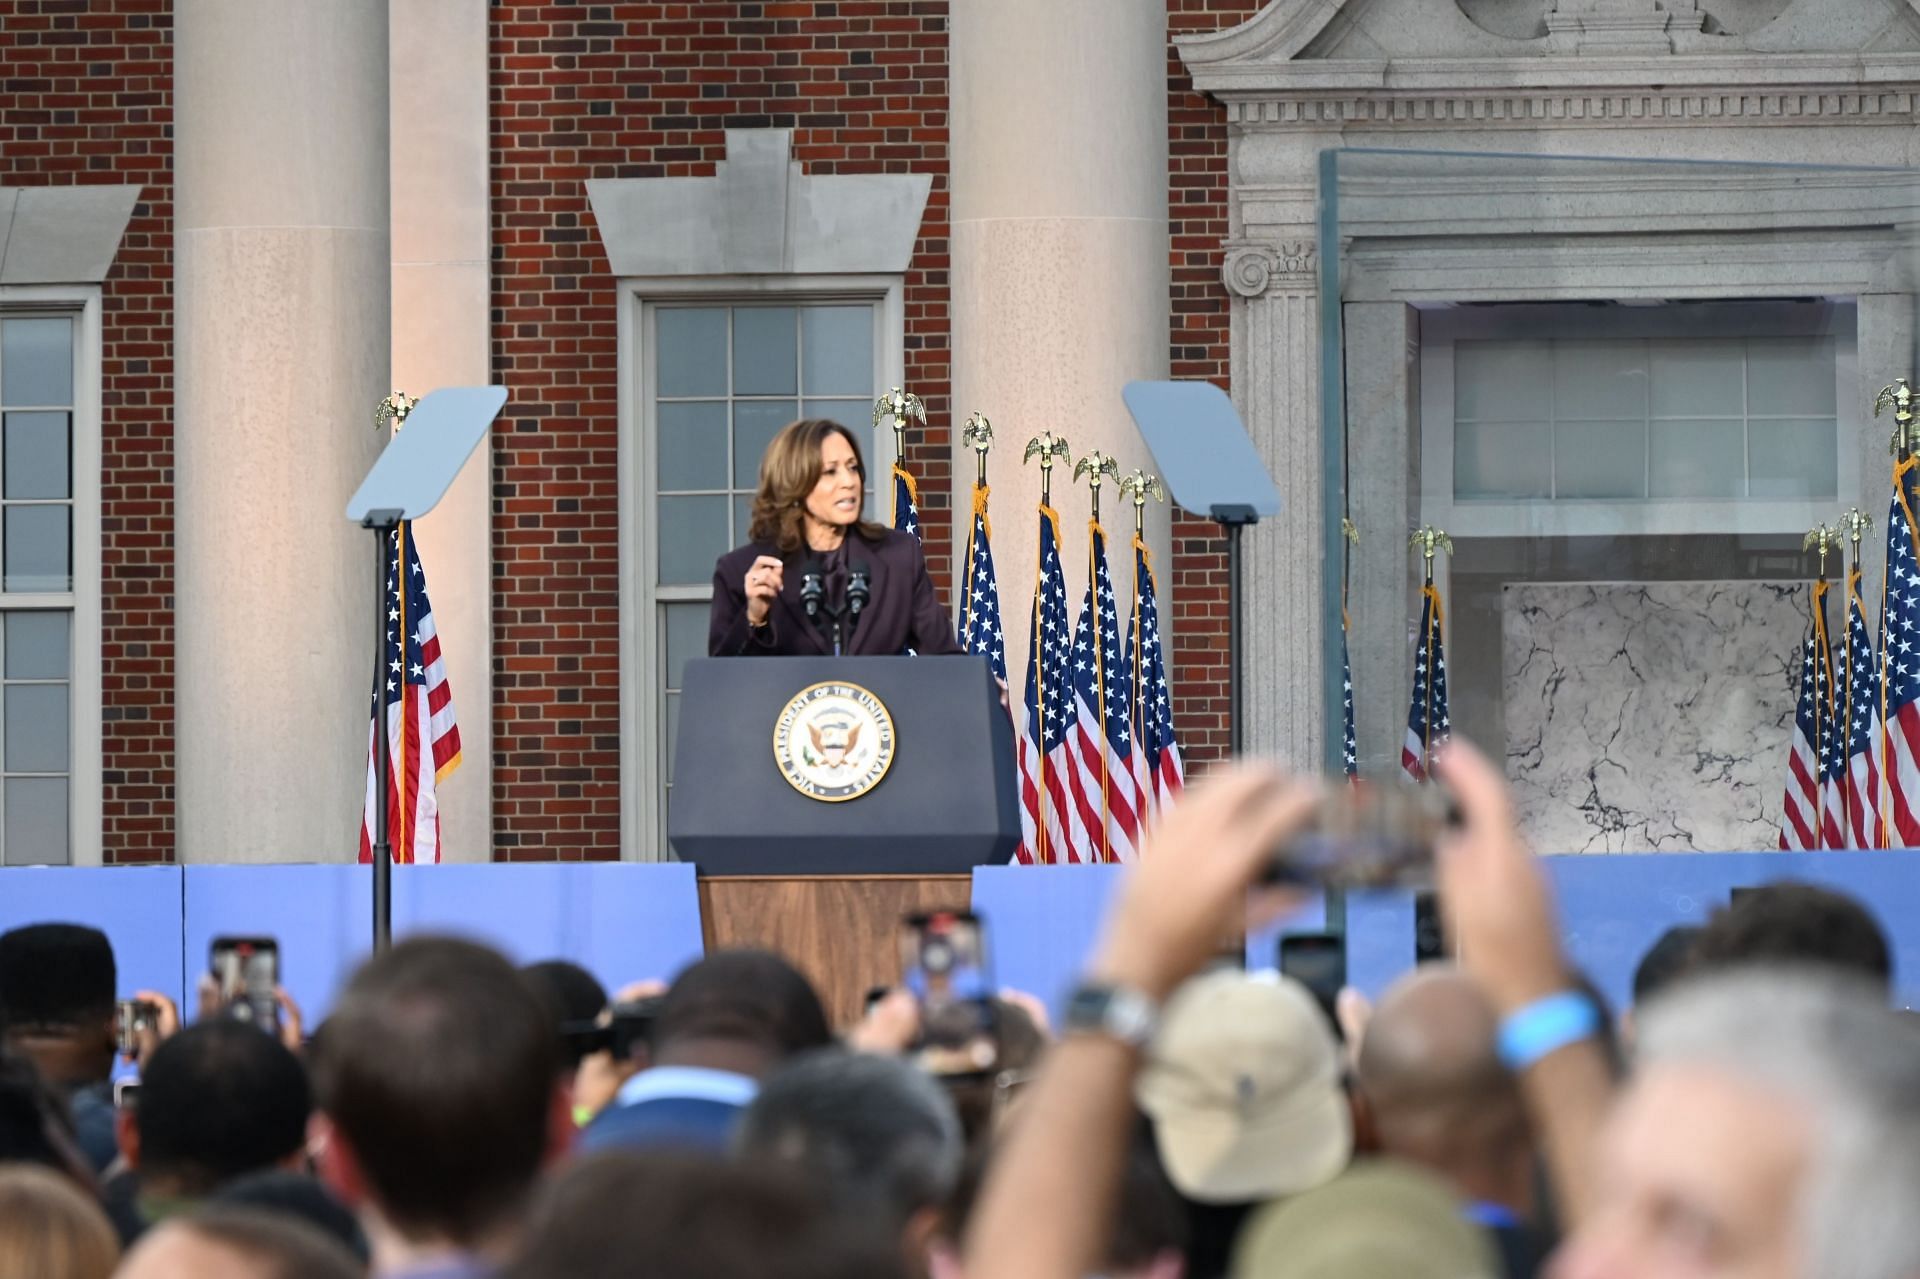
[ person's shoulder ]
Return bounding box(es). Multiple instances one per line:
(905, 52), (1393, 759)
(867, 527), (925, 561)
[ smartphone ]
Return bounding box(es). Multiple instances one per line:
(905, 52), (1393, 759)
(1265, 782), (1455, 890)
(210, 936), (280, 1032)
(114, 1079), (141, 1111)
(900, 912), (997, 1077)
(1279, 933), (1347, 1041)
(1414, 890), (1448, 962)
(114, 999), (157, 1057)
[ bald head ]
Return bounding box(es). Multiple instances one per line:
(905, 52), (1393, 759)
(1355, 967), (1531, 1198)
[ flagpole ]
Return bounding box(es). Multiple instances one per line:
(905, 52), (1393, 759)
(1874, 378), (1915, 847)
(1409, 526), (1451, 780)
(1841, 507), (1872, 847)
(875, 387), (925, 529)
(1077, 451), (1119, 862)
(1804, 525), (1835, 847)
(1026, 433), (1071, 865)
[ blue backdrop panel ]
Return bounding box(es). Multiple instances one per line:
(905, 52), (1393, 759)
(0, 866), (185, 1010)
(972, 865), (1126, 1021)
(184, 864), (706, 1024)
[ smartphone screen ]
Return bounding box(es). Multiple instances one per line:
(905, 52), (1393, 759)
(113, 1079), (141, 1111)
(898, 912), (991, 1005)
(1279, 932), (1346, 1041)
(210, 936), (280, 1032)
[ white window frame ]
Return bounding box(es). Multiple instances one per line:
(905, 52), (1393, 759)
(1418, 301), (1861, 539)
(618, 274), (906, 860)
(0, 284), (103, 866)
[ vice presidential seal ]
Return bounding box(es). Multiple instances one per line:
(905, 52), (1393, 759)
(773, 681), (896, 802)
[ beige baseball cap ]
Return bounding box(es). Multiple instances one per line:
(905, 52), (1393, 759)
(1229, 1159), (1501, 1279)
(1136, 969), (1352, 1204)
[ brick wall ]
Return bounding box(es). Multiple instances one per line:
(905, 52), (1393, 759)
(489, 0), (951, 859)
(0, 0), (175, 863)
(1166, 0), (1259, 768)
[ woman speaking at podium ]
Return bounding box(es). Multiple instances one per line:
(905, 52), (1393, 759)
(709, 417), (962, 657)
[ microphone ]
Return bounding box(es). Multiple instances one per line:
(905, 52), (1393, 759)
(800, 559), (824, 620)
(847, 563), (871, 628)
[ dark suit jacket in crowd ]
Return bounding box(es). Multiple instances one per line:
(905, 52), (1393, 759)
(708, 529), (963, 657)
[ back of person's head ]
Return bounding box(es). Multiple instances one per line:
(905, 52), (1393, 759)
(0, 923), (115, 1029)
(0, 1163), (120, 1279)
(115, 1206), (362, 1279)
(1230, 1159), (1500, 1278)
(1689, 882), (1891, 993)
(501, 1151), (907, 1279)
(653, 949), (831, 1067)
(1637, 967), (1920, 1279)
(735, 1049), (964, 1236)
(209, 1171), (369, 1265)
(1354, 966), (1529, 1189)
(1631, 925), (1702, 1006)
(136, 1020), (310, 1196)
(309, 935), (559, 1245)
(522, 959), (607, 1026)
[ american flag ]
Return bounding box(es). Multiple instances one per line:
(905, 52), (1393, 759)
(1878, 455), (1920, 846)
(1841, 567), (1883, 849)
(1341, 611), (1358, 780)
(959, 485), (1007, 680)
(892, 463), (921, 541)
(1779, 583), (1841, 850)
(1066, 522), (1145, 862)
(1017, 507), (1085, 864)
(359, 522), (461, 864)
(1401, 583), (1450, 782)
(1126, 535), (1182, 820)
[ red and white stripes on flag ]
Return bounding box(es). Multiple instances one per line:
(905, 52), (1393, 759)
(1841, 568), (1883, 848)
(1017, 506), (1086, 864)
(1064, 522), (1145, 862)
(1779, 579), (1841, 851)
(1877, 455), (1920, 847)
(359, 521), (461, 865)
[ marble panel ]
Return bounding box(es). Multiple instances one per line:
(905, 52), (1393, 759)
(1503, 581), (1804, 853)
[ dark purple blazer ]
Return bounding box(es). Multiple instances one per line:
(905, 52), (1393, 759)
(708, 529), (963, 657)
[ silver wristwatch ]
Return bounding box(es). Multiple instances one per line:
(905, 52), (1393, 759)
(1062, 982), (1159, 1048)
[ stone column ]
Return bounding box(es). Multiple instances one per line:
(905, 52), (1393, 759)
(174, 1), (389, 862)
(391, 1), (491, 861)
(949, 0), (1171, 704)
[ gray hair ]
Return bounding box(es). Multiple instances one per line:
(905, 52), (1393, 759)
(734, 1049), (964, 1232)
(1638, 968), (1920, 1279)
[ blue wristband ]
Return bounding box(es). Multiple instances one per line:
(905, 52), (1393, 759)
(1497, 992), (1599, 1071)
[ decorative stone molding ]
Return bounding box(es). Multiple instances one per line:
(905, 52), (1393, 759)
(1224, 88), (1920, 128)
(587, 129), (931, 278)
(0, 186), (141, 284)
(1222, 240), (1318, 296)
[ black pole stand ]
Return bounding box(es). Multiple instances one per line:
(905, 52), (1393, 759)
(363, 509), (402, 952)
(1211, 504), (1258, 757)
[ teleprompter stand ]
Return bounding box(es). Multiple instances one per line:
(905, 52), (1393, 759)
(345, 387), (508, 951)
(1121, 381), (1281, 756)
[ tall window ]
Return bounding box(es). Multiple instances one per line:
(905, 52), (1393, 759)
(0, 315), (76, 864)
(645, 301), (881, 846)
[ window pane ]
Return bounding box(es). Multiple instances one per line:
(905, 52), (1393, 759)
(5, 612), (68, 680)
(1454, 420), (1550, 499)
(734, 400), (798, 489)
(5, 684), (66, 772)
(5, 776), (66, 865)
(4, 411), (70, 500)
(1749, 418), (1838, 499)
(664, 601), (709, 689)
(734, 494), (755, 544)
(801, 306), (873, 395)
(656, 308), (728, 398)
(1649, 340), (1743, 418)
(1, 318), (73, 407)
(657, 401), (728, 492)
(657, 495), (731, 586)
(1554, 419), (1647, 499)
(1554, 340), (1646, 419)
(1649, 419), (1745, 497)
(803, 399), (872, 432)
(732, 307), (797, 395)
(665, 692), (680, 785)
(1748, 337), (1837, 417)
(1454, 341), (1550, 422)
(3, 505), (69, 592)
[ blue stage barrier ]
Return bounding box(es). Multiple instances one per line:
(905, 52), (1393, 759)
(973, 865), (1126, 1023)
(0, 866), (186, 1011)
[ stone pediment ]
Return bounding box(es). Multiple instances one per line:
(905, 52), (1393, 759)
(1178, 0), (1920, 86)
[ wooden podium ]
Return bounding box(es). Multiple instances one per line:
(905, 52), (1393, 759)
(698, 874), (973, 1027)
(675, 655), (1019, 1026)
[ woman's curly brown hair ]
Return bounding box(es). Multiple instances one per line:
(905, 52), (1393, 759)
(746, 417), (892, 554)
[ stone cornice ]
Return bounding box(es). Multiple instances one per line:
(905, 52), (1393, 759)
(1224, 83), (1920, 128)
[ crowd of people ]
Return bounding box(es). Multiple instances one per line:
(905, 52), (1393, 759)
(0, 740), (1916, 1278)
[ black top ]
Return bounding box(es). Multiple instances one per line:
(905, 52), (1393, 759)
(708, 528), (963, 657)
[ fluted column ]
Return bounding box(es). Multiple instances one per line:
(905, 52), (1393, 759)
(174, 1), (389, 861)
(950, 0), (1171, 701)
